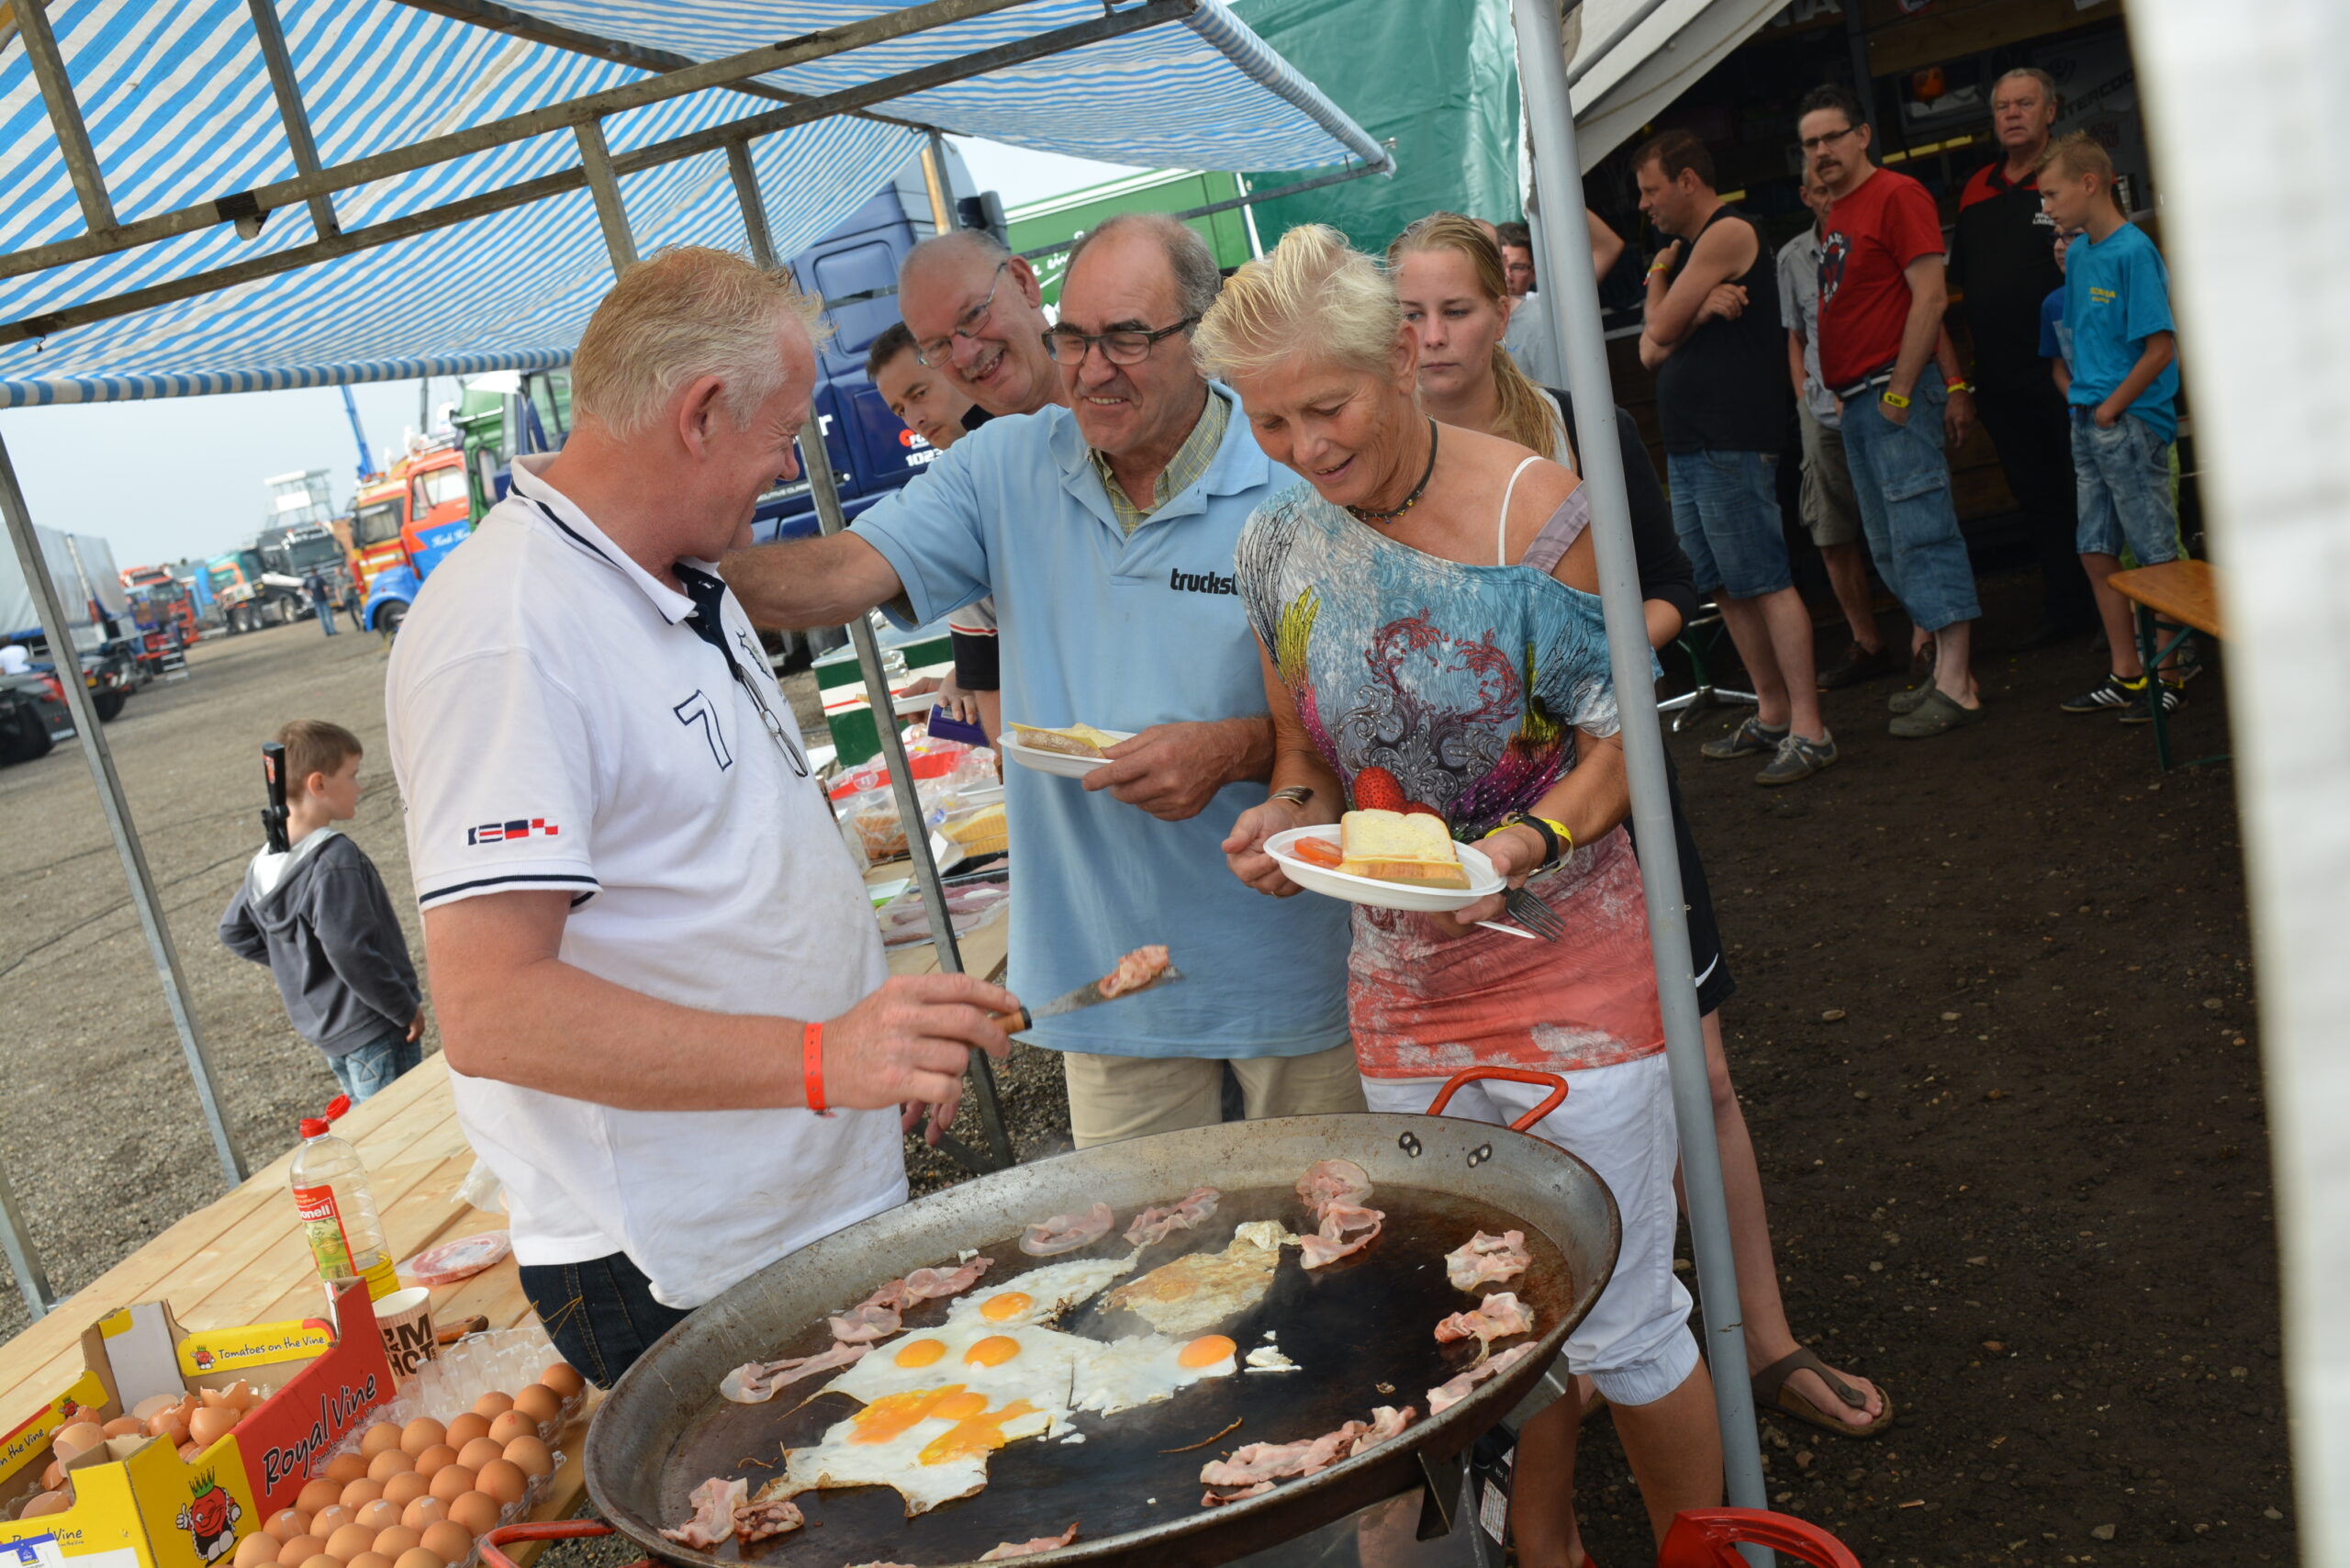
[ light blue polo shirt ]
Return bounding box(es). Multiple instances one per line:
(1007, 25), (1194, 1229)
(852, 392), (1352, 1059)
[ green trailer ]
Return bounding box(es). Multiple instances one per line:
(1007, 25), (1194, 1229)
(1007, 169), (1257, 304)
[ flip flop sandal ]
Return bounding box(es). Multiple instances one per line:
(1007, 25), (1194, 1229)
(1750, 1348), (1895, 1439)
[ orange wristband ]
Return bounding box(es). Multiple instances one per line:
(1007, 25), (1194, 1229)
(803, 1021), (833, 1117)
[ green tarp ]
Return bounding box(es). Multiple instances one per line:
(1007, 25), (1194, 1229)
(1234, 0), (1522, 252)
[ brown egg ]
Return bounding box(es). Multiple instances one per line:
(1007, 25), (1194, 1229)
(19, 1492), (70, 1519)
(328, 1522), (379, 1560)
(181, 1443), (203, 1461)
(453, 1438), (503, 1473)
(264, 1509), (308, 1544)
(275, 1535), (323, 1567)
(325, 1454), (370, 1487)
(379, 1473), (430, 1510)
(338, 1479), (385, 1511)
(307, 1506), (354, 1540)
(395, 1549), (447, 1568)
(198, 1386), (233, 1409)
(359, 1423), (405, 1458)
(442, 1491), (499, 1538)
(420, 1522), (473, 1563)
(397, 1496), (445, 1532)
(235, 1533), (283, 1568)
(441, 1413), (490, 1451)
(395, 1418), (442, 1455)
(131, 1394), (181, 1422)
(298, 1481), (344, 1517)
(471, 1460), (525, 1508)
(348, 1554), (394, 1568)
(366, 1450), (413, 1483)
(151, 1412), (190, 1447)
(39, 1461), (63, 1492)
(424, 1465), (476, 1505)
(469, 1392), (514, 1422)
(355, 1499), (403, 1534)
(499, 1436), (552, 1480)
(299, 1555), (342, 1568)
(101, 1417), (144, 1439)
(485, 1411), (533, 1449)
(367, 1528), (420, 1561)
(510, 1385), (561, 1428)
(189, 1407), (240, 1450)
(539, 1363), (584, 1399)
(52, 1422), (105, 1462)
(222, 1381), (261, 1411)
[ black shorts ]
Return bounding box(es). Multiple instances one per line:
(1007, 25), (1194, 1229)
(949, 629), (1000, 692)
(1621, 750), (1736, 1017)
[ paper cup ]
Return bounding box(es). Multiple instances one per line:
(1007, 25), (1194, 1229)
(375, 1286), (438, 1380)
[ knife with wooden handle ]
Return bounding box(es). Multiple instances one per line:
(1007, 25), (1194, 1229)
(989, 960), (1184, 1034)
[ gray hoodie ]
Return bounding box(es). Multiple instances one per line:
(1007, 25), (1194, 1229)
(219, 828), (420, 1057)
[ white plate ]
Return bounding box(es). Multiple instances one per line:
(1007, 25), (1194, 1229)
(1265, 823), (1504, 913)
(1001, 728), (1134, 778)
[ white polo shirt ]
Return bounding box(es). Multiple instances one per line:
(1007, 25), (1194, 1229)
(385, 454), (903, 1310)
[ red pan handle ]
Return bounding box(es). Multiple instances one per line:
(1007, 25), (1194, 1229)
(479, 1521), (651, 1568)
(1657, 1507), (1862, 1566)
(1425, 1068), (1568, 1131)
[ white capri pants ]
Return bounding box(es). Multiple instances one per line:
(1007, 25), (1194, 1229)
(1361, 1054), (1700, 1407)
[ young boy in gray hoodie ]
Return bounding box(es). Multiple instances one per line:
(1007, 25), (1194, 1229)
(220, 719), (424, 1101)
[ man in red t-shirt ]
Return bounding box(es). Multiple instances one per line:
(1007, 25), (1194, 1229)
(1802, 84), (1986, 738)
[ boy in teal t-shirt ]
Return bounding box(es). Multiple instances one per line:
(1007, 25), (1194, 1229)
(2038, 133), (2186, 723)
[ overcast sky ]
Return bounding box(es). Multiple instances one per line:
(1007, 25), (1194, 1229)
(4, 138), (1141, 572)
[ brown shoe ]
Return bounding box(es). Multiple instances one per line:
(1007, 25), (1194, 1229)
(1817, 639), (1900, 690)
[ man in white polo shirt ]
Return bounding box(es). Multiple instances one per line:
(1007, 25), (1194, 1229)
(386, 249), (1017, 1386)
(726, 214), (1359, 1148)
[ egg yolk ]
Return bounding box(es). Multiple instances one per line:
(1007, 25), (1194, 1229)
(931, 1390), (990, 1421)
(893, 1338), (948, 1368)
(1179, 1335), (1237, 1369)
(964, 1335), (1022, 1367)
(849, 1386), (961, 1444)
(978, 1292), (1033, 1322)
(918, 1400), (1038, 1466)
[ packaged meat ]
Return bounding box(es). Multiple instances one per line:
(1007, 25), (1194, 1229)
(404, 1232), (511, 1287)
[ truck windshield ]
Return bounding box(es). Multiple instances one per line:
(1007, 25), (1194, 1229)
(352, 501), (404, 546)
(413, 466), (468, 512)
(285, 535), (343, 571)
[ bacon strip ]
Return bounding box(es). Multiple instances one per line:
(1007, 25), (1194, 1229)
(1198, 1406), (1418, 1506)
(1021, 1201), (1116, 1256)
(1099, 944), (1171, 999)
(731, 1495), (804, 1544)
(979, 1522), (1080, 1559)
(1444, 1229), (1530, 1292)
(1295, 1158), (1372, 1224)
(1124, 1187), (1222, 1247)
(822, 1258), (993, 1345)
(1427, 1341), (1539, 1415)
(902, 1256), (992, 1301)
(660, 1476), (745, 1547)
(718, 1341), (869, 1403)
(1297, 1202), (1384, 1270)
(1434, 1292), (1536, 1361)
(825, 1300), (902, 1343)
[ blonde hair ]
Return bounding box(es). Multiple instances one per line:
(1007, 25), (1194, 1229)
(571, 247), (825, 440)
(1387, 213), (1558, 461)
(2037, 129), (2113, 185)
(1191, 223), (1401, 385)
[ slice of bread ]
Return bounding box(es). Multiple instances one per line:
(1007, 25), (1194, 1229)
(1339, 808), (1470, 889)
(1009, 722), (1123, 757)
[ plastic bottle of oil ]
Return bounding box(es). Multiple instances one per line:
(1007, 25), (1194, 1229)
(290, 1111), (398, 1299)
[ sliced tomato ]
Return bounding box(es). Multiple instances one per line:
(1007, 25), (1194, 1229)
(1292, 835), (1345, 868)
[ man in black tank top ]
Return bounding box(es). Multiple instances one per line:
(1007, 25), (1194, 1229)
(1634, 131), (1830, 787)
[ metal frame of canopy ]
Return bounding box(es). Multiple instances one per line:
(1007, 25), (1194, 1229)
(0, 0), (1388, 1319)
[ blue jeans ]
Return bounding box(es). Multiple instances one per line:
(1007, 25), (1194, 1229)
(1665, 449), (1790, 599)
(519, 1253), (693, 1388)
(316, 601), (338, 635)
(1840, 378), (1982, 633)
(2070, 408), (2178, 565)
(327, 1032), (419, 1101)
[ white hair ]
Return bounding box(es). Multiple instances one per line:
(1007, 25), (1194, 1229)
(570, 246), (824, 439)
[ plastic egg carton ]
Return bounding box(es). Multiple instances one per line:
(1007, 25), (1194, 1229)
(364, 1329), (588, 1442)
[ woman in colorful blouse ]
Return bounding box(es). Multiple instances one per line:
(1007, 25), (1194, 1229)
(1202, 223), (1720, 1568)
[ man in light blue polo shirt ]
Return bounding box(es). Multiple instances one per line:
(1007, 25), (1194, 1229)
(728, 214), (1357, 1148)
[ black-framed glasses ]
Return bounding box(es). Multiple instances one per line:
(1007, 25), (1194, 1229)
(913, 260), (1010, 367)
(1042, 317), (1198, 366)
(1798, 124), (1861, 153)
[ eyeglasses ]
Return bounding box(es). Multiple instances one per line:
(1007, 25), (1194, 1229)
(1042, 317), (1198, 366)
(1799, 124), (1861, 153)
(913, 260), (1010, 368)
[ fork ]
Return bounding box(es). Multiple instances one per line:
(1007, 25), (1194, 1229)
(1503, 886), (1569, 940)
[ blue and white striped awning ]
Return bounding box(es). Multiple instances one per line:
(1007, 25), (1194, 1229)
(0, 0), (1385, 406)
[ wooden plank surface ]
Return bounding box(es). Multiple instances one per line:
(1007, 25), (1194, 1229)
(2109, 560), (2224, 639)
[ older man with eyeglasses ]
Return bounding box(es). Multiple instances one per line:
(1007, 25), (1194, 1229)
(730, 212), (1359, 1148)
(899, 232), (1068, 420)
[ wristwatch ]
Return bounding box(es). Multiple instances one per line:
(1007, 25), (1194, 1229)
(1496, 811), (1573, 872)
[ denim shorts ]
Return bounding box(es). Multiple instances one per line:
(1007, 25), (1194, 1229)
(1839, 379), (1983, 633)
(2070, 409), (2179, 565)
(328, 1032), (420, 1102)
(518, 1252), (693, 1388)
(1666, 449), (1790, 599)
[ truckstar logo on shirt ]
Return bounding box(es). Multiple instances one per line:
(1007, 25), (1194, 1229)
(467, 817), (561, 845)
(1169, 567), (1238, 596)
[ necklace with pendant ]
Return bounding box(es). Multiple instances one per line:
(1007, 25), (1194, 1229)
(1347, 418), (1439, 525)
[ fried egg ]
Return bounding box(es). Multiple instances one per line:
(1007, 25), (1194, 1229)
(772, 1385), (1052, 1517)
(832, 1317), (1091, 1419)
(1104, 1233), (1279, 1336)
(1073, 1332), (1239, 1416)
(947, 1255), (1137, 1327)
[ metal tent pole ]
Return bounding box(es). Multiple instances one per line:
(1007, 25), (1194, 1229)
(1510, 0), (1769, 1534)
(0, 435), (248, 1191)
(921, 132), (957, 234)
(0, 1159), (53, 1321)
(722, 140), (1014, 1175)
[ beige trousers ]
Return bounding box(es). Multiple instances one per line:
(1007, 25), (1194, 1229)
(1061, 1041), (1367, 1149)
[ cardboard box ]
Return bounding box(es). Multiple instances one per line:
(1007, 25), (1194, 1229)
(0, 1282), (396, 1568)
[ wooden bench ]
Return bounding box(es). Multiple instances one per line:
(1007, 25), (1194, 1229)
(2106, 558), (2225, 770)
